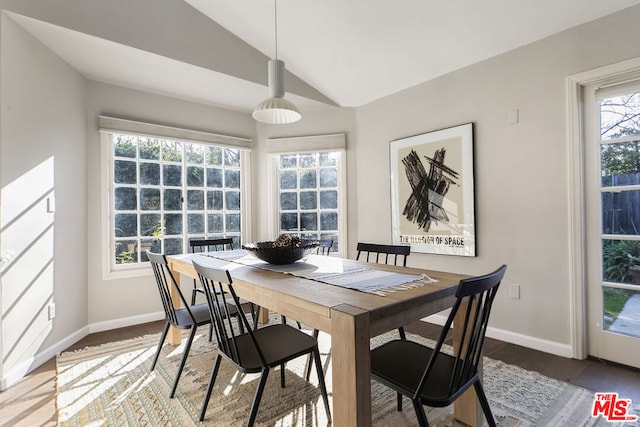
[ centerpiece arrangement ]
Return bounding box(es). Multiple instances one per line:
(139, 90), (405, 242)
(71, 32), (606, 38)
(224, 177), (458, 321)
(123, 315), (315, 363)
(242, 234), (317, 265)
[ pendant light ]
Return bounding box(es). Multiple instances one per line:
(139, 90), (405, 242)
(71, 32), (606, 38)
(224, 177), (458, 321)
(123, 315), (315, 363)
(252, 0), (301, 124)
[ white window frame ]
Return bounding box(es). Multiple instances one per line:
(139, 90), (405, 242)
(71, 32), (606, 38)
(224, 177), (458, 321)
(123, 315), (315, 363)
(267, 134), (347, 257)
(99, 116), (252, 280)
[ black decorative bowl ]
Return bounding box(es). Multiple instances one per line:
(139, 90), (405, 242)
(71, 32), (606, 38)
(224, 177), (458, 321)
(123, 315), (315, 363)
(242, 241), (317, 265)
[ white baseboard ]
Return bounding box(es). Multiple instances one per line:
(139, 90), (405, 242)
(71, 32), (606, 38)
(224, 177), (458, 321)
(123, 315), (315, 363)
(0, 325), (88, 391)
(423, 314), (574, 358)
(0, 311), (164, 391)
(88, 311), (164, 334)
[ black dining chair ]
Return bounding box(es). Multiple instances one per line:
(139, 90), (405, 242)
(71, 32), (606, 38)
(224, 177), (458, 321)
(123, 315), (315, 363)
(148, 251), (239, 398)
(356, 242), (411, 340)
(189, 238), (260, 333)
(190, 238), (234, 305)
(193, 260), (332, 425)
(316, 239), (333, 255)
(370, 265), (507, 427)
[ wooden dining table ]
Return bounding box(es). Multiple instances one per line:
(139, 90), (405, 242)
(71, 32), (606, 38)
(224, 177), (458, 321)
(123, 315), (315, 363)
(165, 252), (480, 427)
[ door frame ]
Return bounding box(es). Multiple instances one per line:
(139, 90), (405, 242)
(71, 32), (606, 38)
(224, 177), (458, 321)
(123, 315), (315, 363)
(566, 56), (640, 359)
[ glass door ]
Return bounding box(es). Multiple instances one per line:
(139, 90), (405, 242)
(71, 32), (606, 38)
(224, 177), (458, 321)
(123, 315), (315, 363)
(585, 81), (640, 368)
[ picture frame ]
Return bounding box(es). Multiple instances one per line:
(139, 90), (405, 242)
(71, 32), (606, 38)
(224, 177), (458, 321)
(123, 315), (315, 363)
(390, 123), (476, 256)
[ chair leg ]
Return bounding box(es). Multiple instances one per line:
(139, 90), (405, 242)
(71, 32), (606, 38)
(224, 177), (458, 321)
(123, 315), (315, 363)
(199, 354), (222, 421)
(280, 363), (286, 388)
(397, 392), (403, 411)
(247, 368), (270, 427)
(191, 281), (198, 305)
(151, 322), (170, 371)
(412, 399), (430, 427)
(250, 303), (259, 330)
(304, 329), (320, 381)
(398, 326), (407, 340)
(313, 349), (331, 419)
(474, 381), (497, 427)
(169, 326), (197, 398)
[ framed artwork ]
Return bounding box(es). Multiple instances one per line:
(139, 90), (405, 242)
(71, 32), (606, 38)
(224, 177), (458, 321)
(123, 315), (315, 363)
(390, 123), (476, 256)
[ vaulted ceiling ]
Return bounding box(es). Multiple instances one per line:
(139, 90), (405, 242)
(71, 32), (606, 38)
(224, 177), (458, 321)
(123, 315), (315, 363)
(9, 0), (640, 113)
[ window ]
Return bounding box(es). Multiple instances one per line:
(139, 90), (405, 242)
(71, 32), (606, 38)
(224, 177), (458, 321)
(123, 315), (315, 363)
(267, 134), (347, 256)
(102, 125), (250, 277)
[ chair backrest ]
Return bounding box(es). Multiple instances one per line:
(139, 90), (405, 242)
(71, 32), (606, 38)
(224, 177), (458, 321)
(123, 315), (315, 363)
(147, 251), (196, 325)
(192, 260), (266, 368)
(416, 265), (507, 400)
(317, 239), (333, 256)
(356, 242), (410, 266)
(189, 238), (234, 253)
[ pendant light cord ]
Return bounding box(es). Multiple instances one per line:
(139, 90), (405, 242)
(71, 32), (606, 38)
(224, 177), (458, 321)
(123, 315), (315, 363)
(274, 0), (278, 60)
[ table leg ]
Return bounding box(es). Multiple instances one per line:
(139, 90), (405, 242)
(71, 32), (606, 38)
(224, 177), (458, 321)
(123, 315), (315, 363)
(168, 271), (182, 346)
(453, 300), (482, 426)
(330, 304), (371, 427)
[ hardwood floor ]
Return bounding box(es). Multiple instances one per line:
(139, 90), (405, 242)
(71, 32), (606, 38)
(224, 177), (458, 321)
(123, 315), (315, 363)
(1, 319), (639, 426)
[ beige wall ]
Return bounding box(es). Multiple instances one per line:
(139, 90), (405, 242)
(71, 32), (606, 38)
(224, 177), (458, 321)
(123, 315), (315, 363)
(0, 13), (87, 386)
(355, 5), (640, 349)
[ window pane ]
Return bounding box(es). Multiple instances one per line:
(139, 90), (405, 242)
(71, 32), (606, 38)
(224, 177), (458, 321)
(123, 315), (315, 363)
(280, 213), (298, 231)
(602, 239), (640, 284)
(207, 168), (223, 187)
(299, 154), (316, 168)
(114, 160), (137, 184)
(300, 170), (317, 189)
(115, 214), (137, 237)
(208, 190), (223, 210)
(140, 214), (162, 236)
(164, 238), (183, 256)
(280, 171), (297, 189)
(280, 192), (297, 210)
(320, 168), (338, 187)
(140, 162), (160, 185)
(224, 149), (240, 167)
(187, 190), (204, 210)
(139, 138), (160, 160)
(600, 92), (640, 141)
(602, 190), (640, 235)
(600, 140), (640, 187)
(188, 213), (205, 234)
(225, 169), (240, 188)
(207, 146), (222, 165)
(114, 187), (136, 210)
(140, 239), (160, 261)
(164, 213), (182, 235)
(140, 188), (160, 210)
(114, 135), (136, 158)
(226, 191), (240, 210)
(280, 154), (297, 169)
(162, 141), (182, 162)
(300, 212), (318, 231)
(602, 287), (640, 338)
(319, 152), (337, 167)
(208, 214), (223, 233)
(320, 212), (338, 231)
(187, 166), (204, 187)
(163, 189), (182, 211)
(226, 213), (240, 232)
(320, 190), (338, 209)
(163, 164), (182, 186)
(185, 143), (204, 164)
(300, 191), (317, 210)
(115, 240), (137, 264)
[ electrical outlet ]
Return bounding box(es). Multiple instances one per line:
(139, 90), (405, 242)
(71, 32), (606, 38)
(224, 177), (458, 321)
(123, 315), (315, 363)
(509, 284), (520, 300)
(48, 303), (56, 320)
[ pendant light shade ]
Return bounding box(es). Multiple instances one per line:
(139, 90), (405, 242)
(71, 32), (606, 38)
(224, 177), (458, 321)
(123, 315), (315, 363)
(252, 59), (301, 124)
(252, 1), (301, 124)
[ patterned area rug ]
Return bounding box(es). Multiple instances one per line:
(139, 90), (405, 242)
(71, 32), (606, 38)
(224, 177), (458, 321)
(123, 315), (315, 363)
(56, 324), (639, 426)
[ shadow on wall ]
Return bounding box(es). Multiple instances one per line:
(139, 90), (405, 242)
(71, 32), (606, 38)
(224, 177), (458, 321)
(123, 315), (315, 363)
(1, 156), (56, 384)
